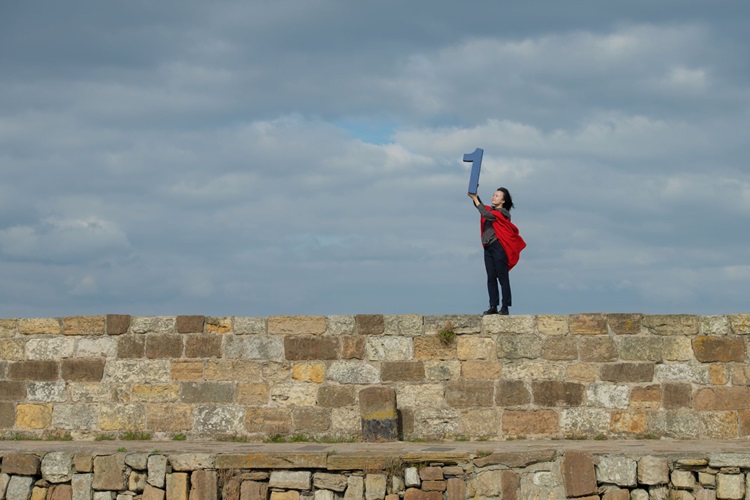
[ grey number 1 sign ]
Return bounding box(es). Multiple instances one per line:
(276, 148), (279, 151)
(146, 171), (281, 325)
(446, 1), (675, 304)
(464, 148), (484, 195)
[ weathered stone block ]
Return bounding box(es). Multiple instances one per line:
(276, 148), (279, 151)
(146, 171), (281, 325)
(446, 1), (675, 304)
(541, 337), (577, 360)
(354, 314), (384, 335)
(193, 405), (244, 434)
(25, 381), (64, 403)
(63, 316), (105, 336)
(578, 337), (617, 362)
(496, 380), (530, 406)
(503, 359), (566, 380)
(146, 455), (168, 488)
(716, 474), (744, 499)
(175, 315), (204, 333)
(52, 404), (98, 430)
(340, 336), (365, 359)
(233, 316), (266, 335)
(9, 360), (59, 380)
(729, 314), (750, 334)
(381, 361), (424, 381)
(608, 313), (642, 334)
(93, 455), (126, 491)
(0, 318), (17, 336)
(245, 407), (292, 434)
(536, 315), (568, 335)
(181, 382), (234, 403)
(42, 452), (74, 483)
(318, 386), (355, 407)
(424, 360), (461, 381)
(72, 473), (93, 500)
(610, 411), (647, 435)
(482, 315), (536, 335)
(241, 480), (269, 500)
(502, 410), (558, 436)
(0, 338), (24, 361)
(600, 363), (654, 383)
(131, 317), (176, 334)
(76, 337), (117, 358)
(359, 386), (397, 440)
(284, 336), (339, 360)
(496, 334), (541, 359)
(104, 360), (171, 383)
(145, 334), (183, 359)
(365, 474), (388, 499)
(204, 359), (261, 381)
(292, 407), (331, 433)
(132, 384), (179, 402)
(99, 404), (145, 431)
(291, 362), (325, 383)
(647, 409), (703, 438)
(695, 387), (750, 410)
(643, 315), (699, 335)
(384, 314), (423, 336)
(458, 408), (498, 438)
(456, 336), (495, 360)
(693, 336), (745, 362)
(445, 380), (494, 408)
(117, 335), (144, 358)
(313, 473), (348, 492)
(25, 337), (75, 360)
(327, 361), (379, 384)
(345, 475), (364, 500)
(365, 336), (413, 361)
(562, 452), (596, 497)
(270, 383), (318, 406)
(637, 456), (669, 485)
(663, 383), (692, 409)
(325, 315), (355, 335)
(655, 363), (708, 384)
(596, 456), (637, 487)
(414, 336), (456, 360)
(184, 335), (222, 358)
(269, 471), (311, 490)
(146, 404), (193, 432)
(560, 408), (610, 437)
(532, 381), (584, 407)
(268, 315), (327, 335)
(566, 363), (600, 382)
(617, 337), (663, 361)
(570, 313), (607, 335)
(6, 476), (34, 500)
(106, 314), (130, 335)
(585, 384), (629, 409)
(203, 316), (230, 334)
(168, 453), (215, 472)
(701, 410), (739, 438)
(16, 403), (52, 429)
(190, 470), (217, 500)
(19, 318), (61, 335)
(171, 360), (203, 380)
(461, 360), (501, 379)
(62, 358), (105, 382)
(2, 453), (41, 475)
(0, 401), (14, 427)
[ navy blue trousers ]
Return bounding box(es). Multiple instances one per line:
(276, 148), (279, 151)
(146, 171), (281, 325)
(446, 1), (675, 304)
(484, 240), (511, 308)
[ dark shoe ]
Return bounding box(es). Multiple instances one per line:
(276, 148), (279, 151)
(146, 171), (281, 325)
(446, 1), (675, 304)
(482, 306), (498, 315)
(499, 307), (509, 315)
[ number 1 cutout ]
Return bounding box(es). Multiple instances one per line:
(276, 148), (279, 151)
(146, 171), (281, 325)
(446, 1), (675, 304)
(464, 148), (484, 195)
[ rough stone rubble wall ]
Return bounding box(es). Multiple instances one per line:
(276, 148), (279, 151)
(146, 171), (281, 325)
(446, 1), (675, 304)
(2, 449), (750, 499)
(1, 314), (750, 440)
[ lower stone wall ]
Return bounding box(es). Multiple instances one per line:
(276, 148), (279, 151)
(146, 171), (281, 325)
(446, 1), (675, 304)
(2, 446), (750, 499)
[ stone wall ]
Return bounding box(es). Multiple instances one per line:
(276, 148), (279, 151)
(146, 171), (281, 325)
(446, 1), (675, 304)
(1, 314), (750, 440)
(2, 447), (750, 499)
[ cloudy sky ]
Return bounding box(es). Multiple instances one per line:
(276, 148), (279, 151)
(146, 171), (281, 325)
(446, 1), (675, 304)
(1, 1), (748, 318)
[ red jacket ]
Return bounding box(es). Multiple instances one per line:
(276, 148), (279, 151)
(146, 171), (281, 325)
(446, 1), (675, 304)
(481, 206), (527, 270)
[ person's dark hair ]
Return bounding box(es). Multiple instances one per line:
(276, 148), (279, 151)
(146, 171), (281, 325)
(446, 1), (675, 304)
(497, 187), (514, 211)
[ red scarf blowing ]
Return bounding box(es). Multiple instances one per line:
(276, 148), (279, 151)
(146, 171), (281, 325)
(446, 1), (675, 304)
(481, 206), (527, 270)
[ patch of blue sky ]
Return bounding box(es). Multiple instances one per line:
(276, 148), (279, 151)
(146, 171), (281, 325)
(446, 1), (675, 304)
(335, 118), (398, 145)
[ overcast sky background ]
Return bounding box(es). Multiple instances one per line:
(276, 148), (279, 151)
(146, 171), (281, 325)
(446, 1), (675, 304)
(1, 1), (748, 318)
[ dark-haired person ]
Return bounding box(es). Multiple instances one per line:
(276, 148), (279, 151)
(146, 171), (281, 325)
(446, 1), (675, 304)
(468, 187), (526, 315)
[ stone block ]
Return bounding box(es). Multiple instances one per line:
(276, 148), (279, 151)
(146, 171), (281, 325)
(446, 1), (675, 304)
(482, 315), (536, 335)
(62, 358), (105, 382)
(284, 336), (339, 360)
(637, 456), (669, 485)
(63, 316), (105, 335)
(318, 386), (355, 407)
(132, 384), (179, 402)
(662, 336), (694, 361)
(240, 480), (269, 500)
(701, 315), (731, 335)
(48, 484), (73, 500)
(359, 386), (397, 440)
(468, 470), (504, 498)
(25, 337), (75, 360)
(0, 318), (17, 336)
(131, 317), (177, 334)
(474, 450), (556, 468)
(740, 411), (750, 436)
(600, 363), (654, 383)
(25, 381), (63, 404)
(184, 335), (222, 358)
(412, 407), (459, 438)
(52, 403), (97, 430)
(655, 363), (708, 384)
(130, 470), (147, 492)
(496, 380), (531, 406)
(424, 360), (461, 381)
(205, 316), (231, 334)
(716, 474), (744, 499)
(445, 380), (494, 408)
(233, 316), (267, 334)
(117, 335), (145, 358)
(325, 315), (355, 335)
(541, 337), (577, 360)
(16, 403), (53, 429)
(560, 408), (610, 437)
(204, 360), (262, 381)
(292, 362), (326, 383)
(147, 455), (168, 488)
(171, 360), (203, 380)
(125, 452), (149, 470)
(496, 334), (541, 359)
(168, 453), (215, 472)
(461, 360), (501, 379)
(458, 408), (498, 438)
(355, 314), (384, 335)
(42, 452), (74, 483)
(0, 402), (14, 427)
(579, 337), (617, 362)
(19, 318), (60, 335)
(93, 455), (126, 491)
(145, 334), (184, 359)
(190, 470), (219, 500)
(270, 383), (318, 406)
(6, 476), (34, 500)
(503, 359), (566, 380)
(536, 315), (568, 335)
(570, 313), (607, 334)
(76, 337), (117, 358)
(414, 336), (456, 360)
(446, 478), (466, 500)
(381, 361), (424, 381)
(193, 406), (244, 434)
(365, 336), (413, 361)
(701, 410), (738, 439)
(731, 365), (750, 385)
(345, 475), (365, 500)
(456, 336), (495, 360)
(693, 336), (745, 362)
(663, 383), (692, 409)
(647, 409), (703, 438)
(175, 315), (204, 333)
(585, 384), (629, 409)
(562, 452), (596, 497)
(9, 360), (59, 380)
(671, 471), (696, 489)
(384, 314), (423, 336)
(617, 337), (663, 361)
(610, 411), (647, 435)
(0, 380), (27, 401)
(106, 314), (130, 335)
(268, 315), (327, 335)
(340, 336), (365, 359)
(695, 387), (750, 410)
(245, 407), (292, 434)
(729, 314), (750, 334)
(313, 473), (348, 492)
(0, 338), (24, 361)
(292, 407), (330, 432)
(502, 410), (558, 436)
(99, 404), (145, 431)
(643, 315), (699, 335)
(608, 313), (642, 334)
(365, 474), (388, 499)
(72, 473), (93, 500)
(532, 381), (584, 407)
(270, 471), (311, 490)
(596, 456), (637, 487)
(2, 453), (41, 475)
(567, 363), (601, 382)
(327, 361), (379, 384)
(630, 385), (661, 409)
(104, 359), (171, 384)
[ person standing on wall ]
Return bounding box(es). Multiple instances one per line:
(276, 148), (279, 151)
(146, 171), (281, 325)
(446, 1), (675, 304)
(469, 187), (526, 315)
